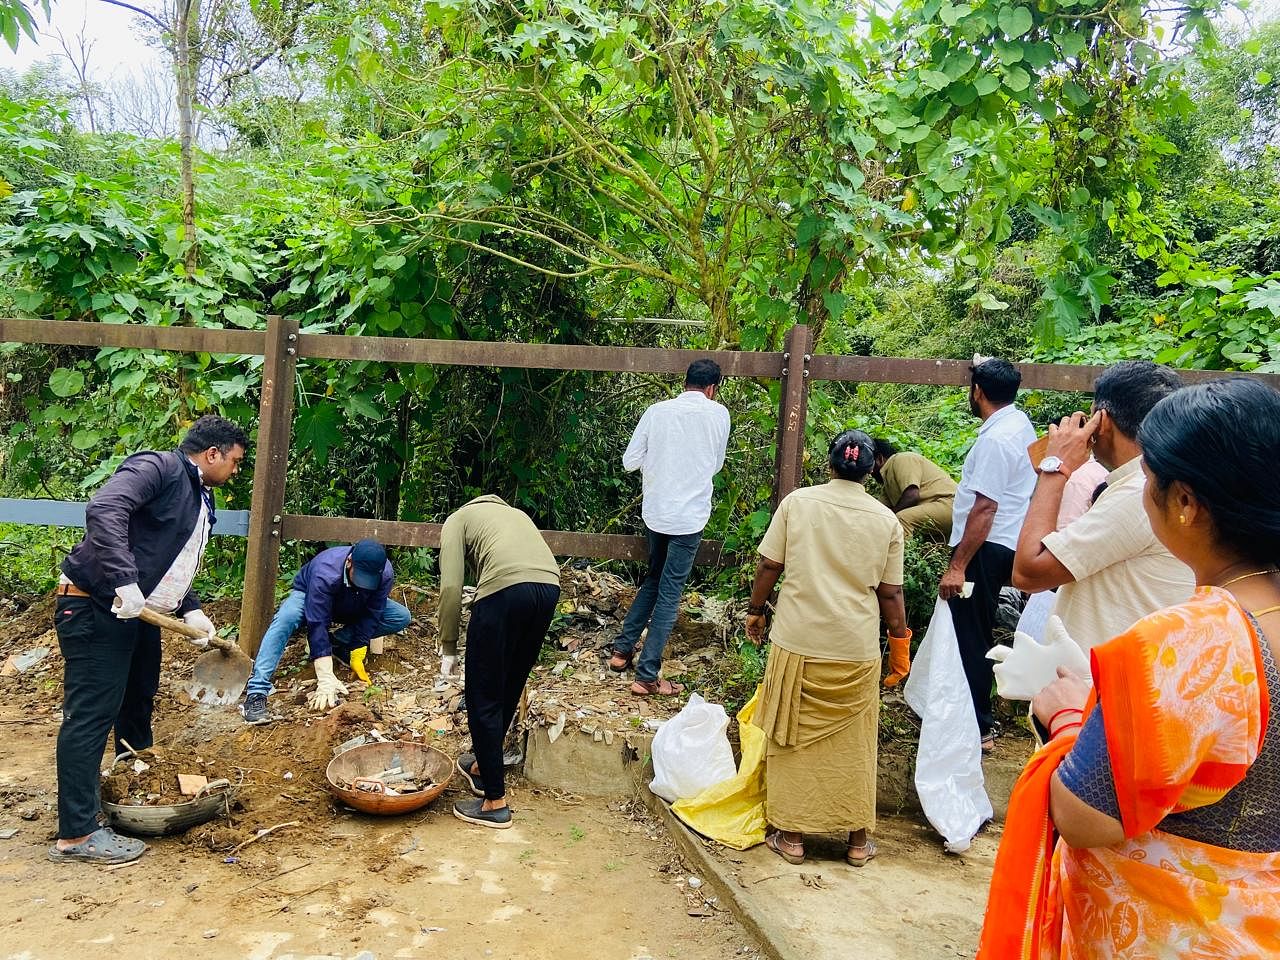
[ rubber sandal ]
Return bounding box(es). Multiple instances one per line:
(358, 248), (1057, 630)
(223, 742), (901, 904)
(456, 753), (484, 797)
(766, 831), (805, 865)
(630, 678), (684, 697)
(846, 839), (877, 868)
(607, 648), (634, 673)
(48, 827), (146, 865)
(981, 733), (996, 754)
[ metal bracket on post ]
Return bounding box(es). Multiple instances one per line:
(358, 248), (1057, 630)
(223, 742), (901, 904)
(772, 324), (813, 508)
(239, 315), (298, 657)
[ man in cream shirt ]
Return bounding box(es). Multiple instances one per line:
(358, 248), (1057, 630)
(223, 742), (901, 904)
(609, 359), (730, 696)
(1013, 360), (1195, 651)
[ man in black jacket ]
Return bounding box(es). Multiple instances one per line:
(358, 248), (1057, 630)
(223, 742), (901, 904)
(49, 415), (247, 865)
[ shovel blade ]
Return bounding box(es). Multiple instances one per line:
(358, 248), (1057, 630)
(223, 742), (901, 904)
(187, 648), (252, 706)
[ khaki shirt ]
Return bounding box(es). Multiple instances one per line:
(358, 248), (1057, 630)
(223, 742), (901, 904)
(758, 480), (904, 662)
(880, 452), (957, 509)
(1042, 458), (1195, 651)
(437, 495), (561, 656)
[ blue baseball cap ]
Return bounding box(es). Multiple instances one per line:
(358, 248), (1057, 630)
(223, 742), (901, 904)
(349, 540), (387, 590)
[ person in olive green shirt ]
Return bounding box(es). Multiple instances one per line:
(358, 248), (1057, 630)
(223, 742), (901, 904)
(871, 440), (957, 541)
(437, 495), (561, 829)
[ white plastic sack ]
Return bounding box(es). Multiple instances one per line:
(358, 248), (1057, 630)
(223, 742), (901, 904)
(649, 693), (735, 803)
(1013, 589), (1056, 644)
(904, 599), (993, 853)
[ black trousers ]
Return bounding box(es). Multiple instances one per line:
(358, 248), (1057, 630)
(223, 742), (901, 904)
(465, 582), (559, 801)
(54, 595), (162, 838)
(946, 541), (1015, 737)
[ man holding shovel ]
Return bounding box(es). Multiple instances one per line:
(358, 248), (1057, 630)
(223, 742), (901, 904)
(240, 539), (411, 723)
(50, 415), (247, 865)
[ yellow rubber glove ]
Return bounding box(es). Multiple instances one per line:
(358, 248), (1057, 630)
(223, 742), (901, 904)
(348, 646), (371, 684)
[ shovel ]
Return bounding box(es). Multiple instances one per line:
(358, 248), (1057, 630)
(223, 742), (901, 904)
(135, 607), (253, 706)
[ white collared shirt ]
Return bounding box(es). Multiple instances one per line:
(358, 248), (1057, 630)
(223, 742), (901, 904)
(950, 404), (1037, 550)
(623, 390), (731, 535)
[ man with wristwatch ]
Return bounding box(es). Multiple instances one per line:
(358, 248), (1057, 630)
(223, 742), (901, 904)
(1012, 361), (1194, 652)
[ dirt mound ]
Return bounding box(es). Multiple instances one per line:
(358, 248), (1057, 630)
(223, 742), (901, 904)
(101, 746), (229, 805)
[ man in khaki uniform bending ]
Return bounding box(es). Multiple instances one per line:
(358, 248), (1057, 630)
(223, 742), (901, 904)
(871, 440), (957, 541)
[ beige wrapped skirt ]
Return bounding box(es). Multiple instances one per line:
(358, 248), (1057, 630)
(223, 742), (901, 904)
(754, 644), (880, 834)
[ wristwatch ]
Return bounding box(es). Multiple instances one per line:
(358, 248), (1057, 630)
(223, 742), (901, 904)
(1039, 455), (1070, 478)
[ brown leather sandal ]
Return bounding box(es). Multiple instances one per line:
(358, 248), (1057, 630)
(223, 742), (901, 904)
(766, 831), (805, 865)
(630, 678), (685, 697)
(608, 648), (634, 672)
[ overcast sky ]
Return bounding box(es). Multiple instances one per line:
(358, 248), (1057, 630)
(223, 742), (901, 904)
(0, 0), (162, 84)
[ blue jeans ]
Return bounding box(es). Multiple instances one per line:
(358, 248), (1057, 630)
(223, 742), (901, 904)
(614, 527), (702, 683)
(246, 590), (412, 698)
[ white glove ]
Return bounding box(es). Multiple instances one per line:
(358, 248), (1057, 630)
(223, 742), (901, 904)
(987, 616), (1091, 701)
(308, 656), (349, 711)
(440, 655), (457, 678)
(113, 583), (145, 619)
(182, 609), (215, 649)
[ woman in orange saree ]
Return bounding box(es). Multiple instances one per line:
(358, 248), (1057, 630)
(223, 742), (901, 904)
(978, 377), (1280, 960)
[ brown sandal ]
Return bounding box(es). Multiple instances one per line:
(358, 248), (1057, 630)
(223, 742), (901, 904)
(630, 678), (685, 697)
(766, 831), (805, 865)
(846, 839), (877, 867)
(608, 648), (634, 672)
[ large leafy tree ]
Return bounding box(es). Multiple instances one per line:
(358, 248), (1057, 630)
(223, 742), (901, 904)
(321, 0), (1229, 347)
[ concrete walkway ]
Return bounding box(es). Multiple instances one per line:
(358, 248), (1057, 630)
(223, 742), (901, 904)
(654, 804), (1000, 960)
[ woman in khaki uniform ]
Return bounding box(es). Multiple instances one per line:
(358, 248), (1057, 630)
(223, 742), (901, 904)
(745, 430), (910, 867)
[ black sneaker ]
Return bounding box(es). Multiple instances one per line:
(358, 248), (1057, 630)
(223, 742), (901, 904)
(452, 797), (512, 830)
(240, 693), (270, 725)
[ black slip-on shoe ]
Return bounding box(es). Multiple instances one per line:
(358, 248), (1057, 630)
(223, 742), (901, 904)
(452, 797), (512, 829)
(456, 753), (484, 797)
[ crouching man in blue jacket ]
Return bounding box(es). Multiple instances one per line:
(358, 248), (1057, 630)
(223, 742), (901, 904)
(241, 539), (411, 723)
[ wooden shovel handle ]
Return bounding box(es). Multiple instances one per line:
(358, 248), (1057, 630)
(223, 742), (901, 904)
(135, 607), (239, 653)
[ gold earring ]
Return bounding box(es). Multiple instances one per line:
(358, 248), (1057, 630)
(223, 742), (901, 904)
(1179, 514), (1187, 525)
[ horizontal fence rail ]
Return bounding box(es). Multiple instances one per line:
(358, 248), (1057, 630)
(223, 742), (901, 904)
(0, 501), (717, 563)
(278, 515), (723, 564)
(0, 499), (253, 535)
(6, 314), (1280, 652)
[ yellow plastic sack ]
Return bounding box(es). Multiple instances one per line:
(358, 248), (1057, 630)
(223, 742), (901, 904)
(672, 686), (766, 850)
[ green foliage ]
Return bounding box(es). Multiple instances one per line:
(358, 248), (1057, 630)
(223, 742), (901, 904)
(1, 0), (1276, 610)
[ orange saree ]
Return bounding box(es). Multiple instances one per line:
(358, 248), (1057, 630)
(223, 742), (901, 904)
(978, 587), (1280, 959)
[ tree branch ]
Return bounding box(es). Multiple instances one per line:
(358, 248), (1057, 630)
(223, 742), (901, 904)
(96, 0), (169, 33)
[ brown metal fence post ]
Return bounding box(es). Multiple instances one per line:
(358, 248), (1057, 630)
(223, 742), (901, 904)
(772, 324), (813, 507)
(239, 314), (298, 656)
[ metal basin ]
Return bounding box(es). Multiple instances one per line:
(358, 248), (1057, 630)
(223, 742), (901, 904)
(326, 742), (452, 816)
(102, 779), (234, 837)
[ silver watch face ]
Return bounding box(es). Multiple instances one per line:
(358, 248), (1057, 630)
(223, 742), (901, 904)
(1040, 456), (1064, 473)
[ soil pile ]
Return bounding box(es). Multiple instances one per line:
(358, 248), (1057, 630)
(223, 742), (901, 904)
(101, 747), (228, 805)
